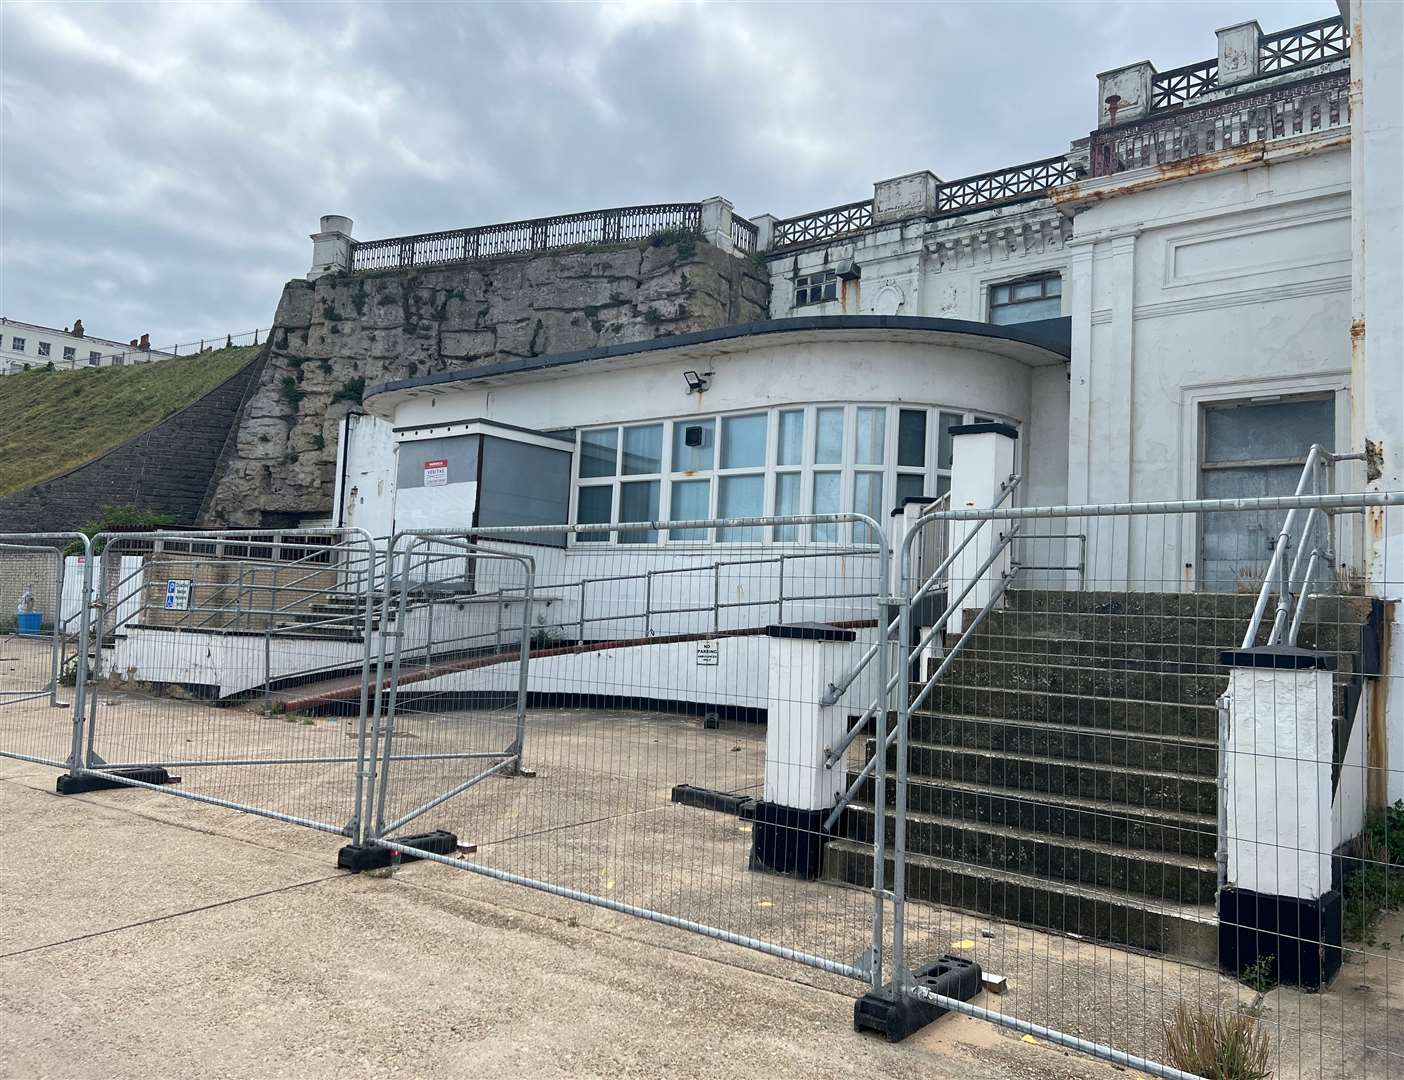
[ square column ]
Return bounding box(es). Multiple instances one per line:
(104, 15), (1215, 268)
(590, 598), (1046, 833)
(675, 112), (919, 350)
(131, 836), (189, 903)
(946, 423), (1019, 633)
(752, 623), (867, 879)
(1218, 647), (1342, 989)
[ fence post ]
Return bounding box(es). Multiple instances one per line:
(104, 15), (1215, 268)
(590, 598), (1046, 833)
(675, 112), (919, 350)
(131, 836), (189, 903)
(49, 549), (66, 707)
(64, 542), (95, 775)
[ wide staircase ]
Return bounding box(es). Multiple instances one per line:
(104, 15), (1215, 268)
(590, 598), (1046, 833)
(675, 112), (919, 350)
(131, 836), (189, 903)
(825, 589), (1371, 963)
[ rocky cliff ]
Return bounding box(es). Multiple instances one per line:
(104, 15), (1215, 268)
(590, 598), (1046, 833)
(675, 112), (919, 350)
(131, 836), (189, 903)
(200, 235), (769, 527)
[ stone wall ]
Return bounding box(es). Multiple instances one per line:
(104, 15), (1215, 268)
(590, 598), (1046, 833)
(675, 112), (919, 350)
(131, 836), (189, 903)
(0, 357), (262, 535)
(201, 235), (769, 527)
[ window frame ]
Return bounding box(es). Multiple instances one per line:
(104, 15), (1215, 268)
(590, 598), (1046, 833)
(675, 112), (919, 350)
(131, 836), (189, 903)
(988, 272), (1063, 326)
(570, 404), (1011, 547)
(37, 341), (51, 357)
(793, 269), (838, 308)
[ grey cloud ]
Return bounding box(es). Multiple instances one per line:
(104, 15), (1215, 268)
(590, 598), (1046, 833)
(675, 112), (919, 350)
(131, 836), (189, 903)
(0, 0), (1328, 346)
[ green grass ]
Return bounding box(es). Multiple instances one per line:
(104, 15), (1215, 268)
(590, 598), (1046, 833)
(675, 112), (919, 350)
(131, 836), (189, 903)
(0, 345), (259, 498)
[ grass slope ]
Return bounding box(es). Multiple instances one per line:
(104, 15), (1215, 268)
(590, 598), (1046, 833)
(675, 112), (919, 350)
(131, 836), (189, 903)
(0, 345), (259, 498)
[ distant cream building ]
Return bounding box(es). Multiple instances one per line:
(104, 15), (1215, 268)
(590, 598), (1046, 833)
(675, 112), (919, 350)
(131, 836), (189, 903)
(0, 317), (173, 375)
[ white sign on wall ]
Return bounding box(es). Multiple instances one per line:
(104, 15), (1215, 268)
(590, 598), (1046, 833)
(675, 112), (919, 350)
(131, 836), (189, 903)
(164, 579), (192, 611)
(696, 640), (719, 666)
(423, 459), (449, 487)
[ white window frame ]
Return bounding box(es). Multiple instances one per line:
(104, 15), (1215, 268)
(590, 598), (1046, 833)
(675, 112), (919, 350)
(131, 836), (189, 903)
(569, 404), (1012, 547)
(37, 341), (50, 357)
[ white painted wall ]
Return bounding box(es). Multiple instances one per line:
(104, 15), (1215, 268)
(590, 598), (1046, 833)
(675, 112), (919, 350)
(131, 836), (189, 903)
(1061, 141), (1354, 584)
(334, 412), (396, 539)
(383, 335), (1044, 437)
(1223, 667), (1334, 900)
(1348, 0), (1404, 803)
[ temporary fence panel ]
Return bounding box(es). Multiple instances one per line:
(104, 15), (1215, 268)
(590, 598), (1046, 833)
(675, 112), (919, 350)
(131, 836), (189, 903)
(366, 514), (897, 990)
(72, 528), (378, 836)
(886, 488), (1402, 1080)
(0, 532), (90, 770)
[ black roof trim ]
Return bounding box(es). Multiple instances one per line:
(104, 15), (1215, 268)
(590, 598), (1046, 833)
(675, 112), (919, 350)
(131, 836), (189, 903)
(365, 315), (1071, 401)
(948, 421), (1019, 440)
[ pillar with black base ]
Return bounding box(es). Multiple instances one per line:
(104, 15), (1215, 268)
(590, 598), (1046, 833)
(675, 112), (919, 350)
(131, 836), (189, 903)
(1218, 646), (1342, 990)
(750, 623), (862, 880)
(946, 422), (1018, 632)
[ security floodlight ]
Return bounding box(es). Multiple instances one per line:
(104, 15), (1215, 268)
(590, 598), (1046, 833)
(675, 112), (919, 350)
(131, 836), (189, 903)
(683, 370), (711, 394)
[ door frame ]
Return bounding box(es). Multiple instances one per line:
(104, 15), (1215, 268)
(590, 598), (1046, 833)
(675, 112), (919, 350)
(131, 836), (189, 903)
(1178, 370), (1350, 591)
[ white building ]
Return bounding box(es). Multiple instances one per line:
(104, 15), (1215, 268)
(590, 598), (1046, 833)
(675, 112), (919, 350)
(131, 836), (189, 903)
(330, 10), (1397, 585)
(0, 317), (174, 375)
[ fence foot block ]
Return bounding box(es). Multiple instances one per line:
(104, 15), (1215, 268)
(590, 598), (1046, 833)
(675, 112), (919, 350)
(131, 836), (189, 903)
(338, 831), (459, 873)
(671, 783), (756, 817)
(55, 767), (173, 795)
(854, 955), (983, 1042)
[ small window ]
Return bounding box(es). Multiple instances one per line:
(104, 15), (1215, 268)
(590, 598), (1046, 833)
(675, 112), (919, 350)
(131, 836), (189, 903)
(62, 347), (76, 362)
(794, 269), (838, 307)
(88, 351), (101, 365)
(37, 341), (51, 357)
(11, 337), (25, 352)
(989, 274), (1062, 325)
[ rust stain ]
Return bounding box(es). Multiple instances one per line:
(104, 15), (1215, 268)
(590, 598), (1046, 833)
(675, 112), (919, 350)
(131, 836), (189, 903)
(1367, 601), (1392, 809)
(1350, 318), (1366, 342)
(1057, 132), (1349, 206)
(839, 276), (860, 313)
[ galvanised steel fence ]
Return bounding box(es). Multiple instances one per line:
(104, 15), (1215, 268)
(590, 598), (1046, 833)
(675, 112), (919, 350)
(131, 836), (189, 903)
(2, 494), (1401, 1080)
(887, 489), (1402, 1080)
(0, 532), (93, 770)
(361, 515), (895, 989)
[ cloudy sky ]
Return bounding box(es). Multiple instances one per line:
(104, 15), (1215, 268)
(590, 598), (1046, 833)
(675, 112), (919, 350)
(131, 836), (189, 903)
(1, 0), (1330, 347)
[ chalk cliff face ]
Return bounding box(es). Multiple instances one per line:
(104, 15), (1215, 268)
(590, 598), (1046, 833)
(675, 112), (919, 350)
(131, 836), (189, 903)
(200, 237), (770, 527)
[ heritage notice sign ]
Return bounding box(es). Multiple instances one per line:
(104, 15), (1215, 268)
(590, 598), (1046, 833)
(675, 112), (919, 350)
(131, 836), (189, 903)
(696, 641), (719, 666)
(164, 579), (192, 611)
(423, 459), (449, 487)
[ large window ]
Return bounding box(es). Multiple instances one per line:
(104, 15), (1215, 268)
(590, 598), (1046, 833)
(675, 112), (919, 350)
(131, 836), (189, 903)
(989, 273), (1062, 325)
(573, 404), (1006, 545)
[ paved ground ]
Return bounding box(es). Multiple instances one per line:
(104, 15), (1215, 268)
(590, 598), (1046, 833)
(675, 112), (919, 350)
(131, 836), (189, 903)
(2, 676), (1401, 1078)
(1, 758), (1145, 1080)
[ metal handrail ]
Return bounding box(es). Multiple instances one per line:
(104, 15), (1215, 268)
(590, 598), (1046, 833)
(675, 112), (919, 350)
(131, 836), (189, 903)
(821, 524), (1020, 830)
(820, 475), (1020, 718)
(1239, 446), (1365, 649)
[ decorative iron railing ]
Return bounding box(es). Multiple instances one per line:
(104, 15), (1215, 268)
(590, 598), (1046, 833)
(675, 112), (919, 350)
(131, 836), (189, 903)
(1260, 14), (1350, 74)
(934, 156), (1080, 214)
(771, 200), (874, 251)
(770, 156), (1079, 252)
(1092, 67), (1349, 178)
(1151, 57), (1219, 110)
(349, 203), (703, 272)
(1147, 15), (1348, 114)
(731, 215), (759, 255)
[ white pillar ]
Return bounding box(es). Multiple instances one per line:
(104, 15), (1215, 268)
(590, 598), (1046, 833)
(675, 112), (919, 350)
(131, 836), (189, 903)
(1218, 651), (1341, 988)
(754, 623), (873, 878)
(699, 196), (735, 255)
(947, 424), (1018, 633)
(1216, 21), (1262, 85)
(1096, 60), (1156, 128)
(308, 214), (355, 280)
(750, 212), (778, 254)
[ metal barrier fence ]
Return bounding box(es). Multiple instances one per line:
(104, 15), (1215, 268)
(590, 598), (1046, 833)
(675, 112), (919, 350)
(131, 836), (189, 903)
(360, 514), (895, 989)
(0, 532), (92, 772)
(2, 495), (1402, 1078)
(71, 528), (378, 834)
(890, 491), (1402, 1080)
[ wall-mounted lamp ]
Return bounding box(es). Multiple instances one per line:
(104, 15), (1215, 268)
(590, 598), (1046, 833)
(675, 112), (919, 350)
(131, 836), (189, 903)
(683, 370), (711, 394)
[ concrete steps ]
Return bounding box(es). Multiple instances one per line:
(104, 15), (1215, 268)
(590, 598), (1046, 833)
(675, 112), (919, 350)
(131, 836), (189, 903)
(842, 804), (1218, 904)
(825, 838), (1218, 961)
(820, 589), (1370, 962)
